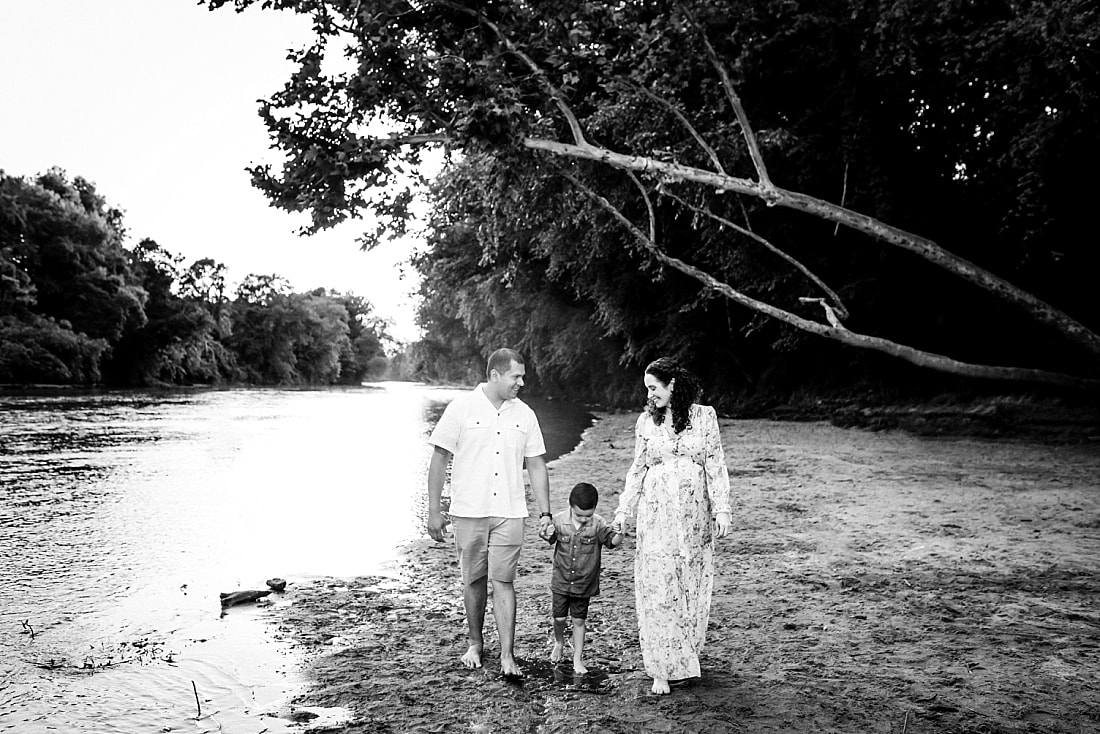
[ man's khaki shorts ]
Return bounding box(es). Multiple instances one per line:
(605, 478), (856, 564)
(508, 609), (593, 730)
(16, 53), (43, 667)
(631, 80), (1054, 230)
(452, 516), (525, 584)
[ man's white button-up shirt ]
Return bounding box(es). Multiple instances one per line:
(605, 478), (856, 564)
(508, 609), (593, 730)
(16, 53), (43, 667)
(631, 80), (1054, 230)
(428, 384), (546, 519)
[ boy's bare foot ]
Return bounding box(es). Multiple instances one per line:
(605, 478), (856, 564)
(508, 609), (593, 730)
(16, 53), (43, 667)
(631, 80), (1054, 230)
(651, 677), (670, 695)
(500, 654), (523, 678)
(460, 644), (483, 669)
(550, 642), (563, 663)
(573, 662), (588, 676)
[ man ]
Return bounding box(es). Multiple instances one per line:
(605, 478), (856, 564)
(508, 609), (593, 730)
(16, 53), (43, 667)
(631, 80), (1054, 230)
(426, 348), (552, 677)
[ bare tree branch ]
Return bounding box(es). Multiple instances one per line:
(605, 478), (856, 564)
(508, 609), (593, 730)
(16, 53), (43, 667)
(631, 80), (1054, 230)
(683, 9), (774, 191)
(626, 171), (657, 245)
(374, 133), (453, 147)
(834, 161), (849, 237)
(800, 297), (845, 328)
(664, 190), (849, 320)
(558, 169), (1099, 391)
(522, 135), (1100, 361)
(634, 85), (727, 174)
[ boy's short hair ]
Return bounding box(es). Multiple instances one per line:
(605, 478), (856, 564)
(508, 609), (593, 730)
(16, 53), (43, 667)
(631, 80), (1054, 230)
(569, 482), (598, 510)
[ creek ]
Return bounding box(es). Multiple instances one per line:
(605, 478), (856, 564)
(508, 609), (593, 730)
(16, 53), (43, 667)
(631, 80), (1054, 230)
(0, 383), (592, 733)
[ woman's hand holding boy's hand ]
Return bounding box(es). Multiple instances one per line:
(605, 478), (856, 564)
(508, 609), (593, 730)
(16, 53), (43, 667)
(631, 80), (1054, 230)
(611, 512), (627, 535)
(714, 511), (731, 538)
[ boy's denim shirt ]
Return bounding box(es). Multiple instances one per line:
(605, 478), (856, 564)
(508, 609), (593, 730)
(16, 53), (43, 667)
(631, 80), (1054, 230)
(547, 509), (618, 598)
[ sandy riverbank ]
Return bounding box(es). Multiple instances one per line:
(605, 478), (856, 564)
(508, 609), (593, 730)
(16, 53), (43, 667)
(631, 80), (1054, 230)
(262, 412), (1100, 733)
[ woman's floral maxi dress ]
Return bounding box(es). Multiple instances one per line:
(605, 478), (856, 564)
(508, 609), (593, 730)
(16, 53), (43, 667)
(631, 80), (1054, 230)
(616, 403), (731, 681)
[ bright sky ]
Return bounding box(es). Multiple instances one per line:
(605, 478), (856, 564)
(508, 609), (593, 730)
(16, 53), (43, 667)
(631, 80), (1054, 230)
(0, 0), (427, 342)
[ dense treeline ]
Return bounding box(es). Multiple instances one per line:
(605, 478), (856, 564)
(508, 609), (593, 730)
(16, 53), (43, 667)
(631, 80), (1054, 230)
(0, 168), (395, 387)
(372, 0), (1098, 407)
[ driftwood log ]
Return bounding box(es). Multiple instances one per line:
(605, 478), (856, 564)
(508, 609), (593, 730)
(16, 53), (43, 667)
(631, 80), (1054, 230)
(219, 578), (287, 611)
(219, 589), (271, 608)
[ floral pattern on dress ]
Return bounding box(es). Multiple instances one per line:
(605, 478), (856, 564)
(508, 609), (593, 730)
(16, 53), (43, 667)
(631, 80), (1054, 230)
(616, 403), (731, 681)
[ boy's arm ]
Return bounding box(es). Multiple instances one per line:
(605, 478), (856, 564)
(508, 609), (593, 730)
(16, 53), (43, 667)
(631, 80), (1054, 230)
(599, 522), (623, 548)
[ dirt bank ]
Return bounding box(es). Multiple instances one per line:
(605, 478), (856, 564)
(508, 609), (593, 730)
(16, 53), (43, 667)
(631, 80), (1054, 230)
(265, 414), (1100, 733)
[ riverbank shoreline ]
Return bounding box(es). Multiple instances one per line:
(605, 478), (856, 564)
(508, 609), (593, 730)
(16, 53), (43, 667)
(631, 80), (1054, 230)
(264, 412), (1100, 733)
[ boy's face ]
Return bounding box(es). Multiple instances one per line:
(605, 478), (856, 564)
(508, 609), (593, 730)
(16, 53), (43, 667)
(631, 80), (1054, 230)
(570, 504), (595, 528)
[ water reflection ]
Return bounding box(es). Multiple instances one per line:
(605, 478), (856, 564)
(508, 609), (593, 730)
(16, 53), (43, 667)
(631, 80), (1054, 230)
(0, 383), (592, 733)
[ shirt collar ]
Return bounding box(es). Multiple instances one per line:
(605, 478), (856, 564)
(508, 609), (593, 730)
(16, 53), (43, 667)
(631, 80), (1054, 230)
(477, 382), (516, 410)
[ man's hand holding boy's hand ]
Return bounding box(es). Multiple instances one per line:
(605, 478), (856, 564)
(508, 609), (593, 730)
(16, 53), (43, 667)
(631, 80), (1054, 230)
(538, 522), (555, 541)
(538, 513), (554, 540)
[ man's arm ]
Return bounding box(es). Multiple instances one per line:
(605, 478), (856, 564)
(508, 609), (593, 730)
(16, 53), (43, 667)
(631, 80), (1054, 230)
(525, 454), (552, 535)
(426, 445), (452, 542)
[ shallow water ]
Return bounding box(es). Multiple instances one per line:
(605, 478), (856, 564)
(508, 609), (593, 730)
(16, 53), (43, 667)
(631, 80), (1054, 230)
(0, 383), (592, 733)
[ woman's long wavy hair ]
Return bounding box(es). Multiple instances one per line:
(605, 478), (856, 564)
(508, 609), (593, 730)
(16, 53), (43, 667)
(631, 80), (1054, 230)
(644, 357), (700, 434)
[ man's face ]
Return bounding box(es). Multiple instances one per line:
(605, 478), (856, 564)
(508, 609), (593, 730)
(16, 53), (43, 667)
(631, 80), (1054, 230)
(491, 360), (525, 401)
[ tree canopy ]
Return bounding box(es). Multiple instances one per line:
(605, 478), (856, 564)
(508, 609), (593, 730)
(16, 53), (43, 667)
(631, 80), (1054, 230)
(206, 0), (1100, 398)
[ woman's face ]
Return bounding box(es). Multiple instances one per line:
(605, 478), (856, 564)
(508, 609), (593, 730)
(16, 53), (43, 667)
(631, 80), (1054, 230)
(644, 372), (672, 410)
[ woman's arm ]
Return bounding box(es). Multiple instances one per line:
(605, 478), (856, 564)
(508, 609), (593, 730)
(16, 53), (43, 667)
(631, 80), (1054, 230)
(614, 413), (649, 522)
(702, 406), (732, 536)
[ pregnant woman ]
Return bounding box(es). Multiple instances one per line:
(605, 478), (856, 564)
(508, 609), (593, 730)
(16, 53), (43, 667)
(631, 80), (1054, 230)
(614, 357), (732, 695)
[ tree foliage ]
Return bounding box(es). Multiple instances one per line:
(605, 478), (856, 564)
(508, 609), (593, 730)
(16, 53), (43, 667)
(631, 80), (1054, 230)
(0, 169), (396, 387)
(207, 0), (1100, 397)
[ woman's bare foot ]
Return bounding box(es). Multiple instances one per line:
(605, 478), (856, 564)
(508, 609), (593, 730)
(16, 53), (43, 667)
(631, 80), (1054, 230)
(651, 677), (670, 695)
(550, 642), (563, 663)
(500, 654), (523, 678)
(460, 644), (483, 669)
(573, 661), (588, 676)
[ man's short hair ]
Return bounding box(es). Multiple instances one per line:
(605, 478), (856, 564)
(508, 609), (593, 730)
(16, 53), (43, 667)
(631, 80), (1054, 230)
(486, 348), (524, 379)
(569, 482), (599, 510)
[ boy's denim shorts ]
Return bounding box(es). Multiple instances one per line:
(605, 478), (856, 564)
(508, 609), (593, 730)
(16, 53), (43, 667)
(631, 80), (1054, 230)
(552, 591), (591, 620)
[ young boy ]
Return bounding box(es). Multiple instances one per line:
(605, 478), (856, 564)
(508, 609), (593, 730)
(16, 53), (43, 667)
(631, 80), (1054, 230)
(540, 482), (623, 675)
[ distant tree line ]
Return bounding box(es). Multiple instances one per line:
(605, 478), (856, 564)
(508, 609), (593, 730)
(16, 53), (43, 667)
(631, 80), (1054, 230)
(0, 168), (395, 387)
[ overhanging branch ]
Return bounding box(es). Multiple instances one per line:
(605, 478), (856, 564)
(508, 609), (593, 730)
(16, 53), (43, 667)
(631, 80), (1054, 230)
(558, 167), (1100, 392)
(522, 136), (1100, 361)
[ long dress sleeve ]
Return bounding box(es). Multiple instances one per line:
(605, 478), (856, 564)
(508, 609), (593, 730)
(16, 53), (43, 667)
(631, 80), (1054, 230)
(701, 405), (731, 515)
(616, 412), (649, 517)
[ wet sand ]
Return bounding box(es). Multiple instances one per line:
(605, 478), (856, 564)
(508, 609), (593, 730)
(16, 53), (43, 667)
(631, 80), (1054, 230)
(263, 413), (1100, 733)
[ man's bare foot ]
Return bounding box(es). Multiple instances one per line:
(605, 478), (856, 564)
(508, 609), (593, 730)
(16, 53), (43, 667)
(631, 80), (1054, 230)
(550, 642), (563, 663)
(573, 661), (588, 676)
(500, 654), (523, 678)
(651, 677), (670, 695)
(460, 644), (483, 669)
